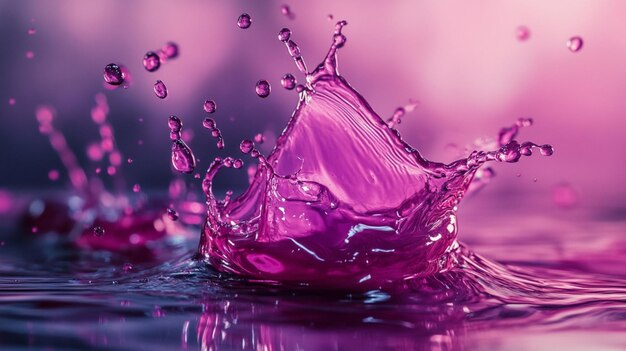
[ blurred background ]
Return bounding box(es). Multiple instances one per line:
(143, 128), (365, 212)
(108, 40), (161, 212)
(1, 0), (625, 211)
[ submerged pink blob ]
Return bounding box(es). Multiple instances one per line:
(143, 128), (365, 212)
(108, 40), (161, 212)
(196, 22), (553, 290)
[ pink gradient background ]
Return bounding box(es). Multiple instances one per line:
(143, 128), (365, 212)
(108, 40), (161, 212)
(1, 0), (625, 209)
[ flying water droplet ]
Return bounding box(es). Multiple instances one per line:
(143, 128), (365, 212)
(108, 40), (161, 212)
(103, 63), (124, 86)
(171, 140), (196, 173)
(516, 26), (530, 41)
(132, 184), (141, 193)
(255, 80), (271, 98)
(25, 51), (34, 59)
(27, 27), (36, 35)
(238, 14), (252, 29)
(122, 263), (133, 272)
(167, 208), (179, 221)
(240, 139), (254, 154)
(154, 80), (168, 99)
(203, 100), (216, 114)
(567, 36), (583, 52)
(143, 51), (161, 72)
(281, 73), (296, 90)
(280, 4), (295, 19)
(278, 28), (291, 42)
(162, 42), (179, 59)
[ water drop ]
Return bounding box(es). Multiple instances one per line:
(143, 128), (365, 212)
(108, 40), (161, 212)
(25, 51), (34, 59)
(168, 115), (182, 133)
(48, 169), (59, 181)
(516, 26), (530, 41)
(8, 98), (16, 106)
(240, 139), (254, 154)
(254, 133), (264, 144)
(154, 80), (168, 99)
(122, 263), (133, 272)
(143, 51), (161, 72)
(238, 13), (252, 29)
(162, 42), (179, 59)
(92, 226), (105, 237)
(103, 63), (125, 86)
(202, 117), (216, 129)
(27, 27), (36, 35)
(539, 144), (554, 156)
(203, 100), (216, 114)
(133, 184), (141, 193)
(233, 159), (243, 169)
(280, 4), (294, 19)
(167, 208), (179, 221)
(567, 36), (583, 52)
(281, 73), (296, 90)
(171, 139), (196, 174)
(127, 158), (133, 164)
(278, 28), (291, 42)
(255, 80), (271, 98)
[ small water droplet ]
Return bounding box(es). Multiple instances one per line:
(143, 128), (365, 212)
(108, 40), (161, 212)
(202, 117), (216, 130)
(48, 169), (59, 181)
(233, 159), (243, 169)
(280, 4), (294, 19)
(103, 63), (125, 86)
(122, 263), (133, 272)
(133, 184), (141, 193)
(92, 226), (105, 237)
(255, 80), (271, 98)
(143, 51), (161, 72)
(516, 26), (530, 41)
(254, 133), (264, 144)
(203, 100), (216, 114)
(567, 36), (583, 52)
(162, 42), (179, 59)
(240, 139), (254, 154)
(238, 13), (252, 29)
(8, 98), (16, 106)
(281, 73), (296, 90)
(27, 27), (36, 35)
(25, 51), (34, 59)
(168, 115), (182, 133)
(278, 28), (291, 42)
(540, 144), (554, 156)
(127, 158), (133, 164)
(154, 80), (168, 99)
(167, 208), (179, 221)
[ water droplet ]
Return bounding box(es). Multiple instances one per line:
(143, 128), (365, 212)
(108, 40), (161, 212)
(103, 63), (125, 86)
(238, 13), (252, 29)
(567, 36), (583, 52)
(203, 100), (216, 114)
(122, 263), (133, 272)
(154, 80), (168, 99)
(8, 98), (16, 106)
(240, 139), (254, 154)
(233, 159), (244, 169)
(281, 73), (296, 90)
(168, 115), (182, 133)
(171, 139), (196, 173)
(166, 208), (179, 221)
(202, 117), (216, 129)
(278, 28), (291, 42)
(539, 144), (554, 156)
(255, 80), (271, 98)
(327, 14), (334, 21)
(25, 51), (34, 59)
(497, 141), (522, 163)
(48, 169), (59, 181)
(162, 42), (179, 59)
(280, 4), (294, 19)
(92, 226), (105, 237)
(516, 26), (530, 41)
(133, 184), (141, 193)
(27, 27), (36, 35)
(143, 51), (161, 72)
(127, 158), (133, 164)
(254, 133), (264, 144)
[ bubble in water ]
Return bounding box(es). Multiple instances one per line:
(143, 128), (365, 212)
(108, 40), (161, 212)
(203, 100), (216, 114)
(567, 36), (583, 52)
(92, 226), (105, 237)
(255, 80), (271, 98)
(278, 28), (291, 42)
(162, 42), (179, 59)
(27, 27), (36, 35)
(154, 80), (168, 99)
(240, 139), (254, 154)
(281, 73), (296, 90)
(516, 26), (530, 41)
(166, 208), (179, 221)
(133, 184), (141, 193)
(143, 51), (161, 72)
(237, 13), (252, 29)
(103, 63), (125, 86)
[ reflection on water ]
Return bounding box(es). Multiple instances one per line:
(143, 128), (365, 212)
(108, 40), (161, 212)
(1, 196), (625, 351)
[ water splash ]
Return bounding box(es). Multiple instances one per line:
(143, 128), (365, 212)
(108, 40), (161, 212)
(196, 21), (553, 290)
